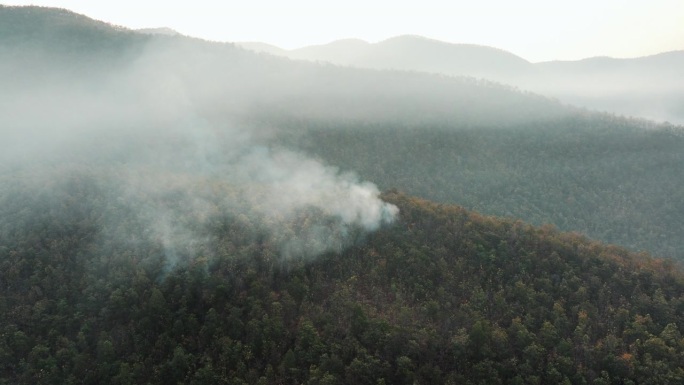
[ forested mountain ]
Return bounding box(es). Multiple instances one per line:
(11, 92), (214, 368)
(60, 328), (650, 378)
(2, 7), (684, 258)
(238, 36), (684, 124)
(3, 176), (684, 384)
(2, 6), (684, 384)
(281, 116), (684, 261)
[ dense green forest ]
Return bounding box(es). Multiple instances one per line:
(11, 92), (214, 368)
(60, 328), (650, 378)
(3, 5), (684, 385)
(2, 177), (684, 384)
(277, 116), (684, 260)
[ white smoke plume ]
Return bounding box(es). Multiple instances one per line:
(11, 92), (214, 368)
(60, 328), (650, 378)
(113, 124), (398, 266)
(228, 146), (399, 259)
(1, 34), (399, 269)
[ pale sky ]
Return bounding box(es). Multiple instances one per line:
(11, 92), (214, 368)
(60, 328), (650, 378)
(4, 0), (684, 62)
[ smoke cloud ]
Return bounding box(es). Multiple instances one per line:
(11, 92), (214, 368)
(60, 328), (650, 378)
(114, 127), (399, 266)
(0, 34), (399, 269)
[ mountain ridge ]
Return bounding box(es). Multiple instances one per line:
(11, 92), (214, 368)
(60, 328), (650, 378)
(240, 34), (535, 82)
(238, 35), (684, 123)
(239, 34), (681, 68)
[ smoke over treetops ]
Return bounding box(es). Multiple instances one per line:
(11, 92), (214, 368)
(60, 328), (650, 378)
(114, 135), (399, 266)
(2, 116), (398, 269)
(0, 35), (399, 268)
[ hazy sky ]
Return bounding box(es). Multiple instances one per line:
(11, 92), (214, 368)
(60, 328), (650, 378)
(5, 0), (683, 61)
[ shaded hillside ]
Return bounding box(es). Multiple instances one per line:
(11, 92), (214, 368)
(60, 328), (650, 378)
(2, 170), (684, 384)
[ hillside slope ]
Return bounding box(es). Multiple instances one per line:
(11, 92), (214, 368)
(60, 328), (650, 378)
(279, 117), (684, 260)
(2, 175), (684, 384)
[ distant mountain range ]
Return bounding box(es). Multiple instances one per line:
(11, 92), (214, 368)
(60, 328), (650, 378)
(238, 36), (684, 124)
(240, 35), (534, 81)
